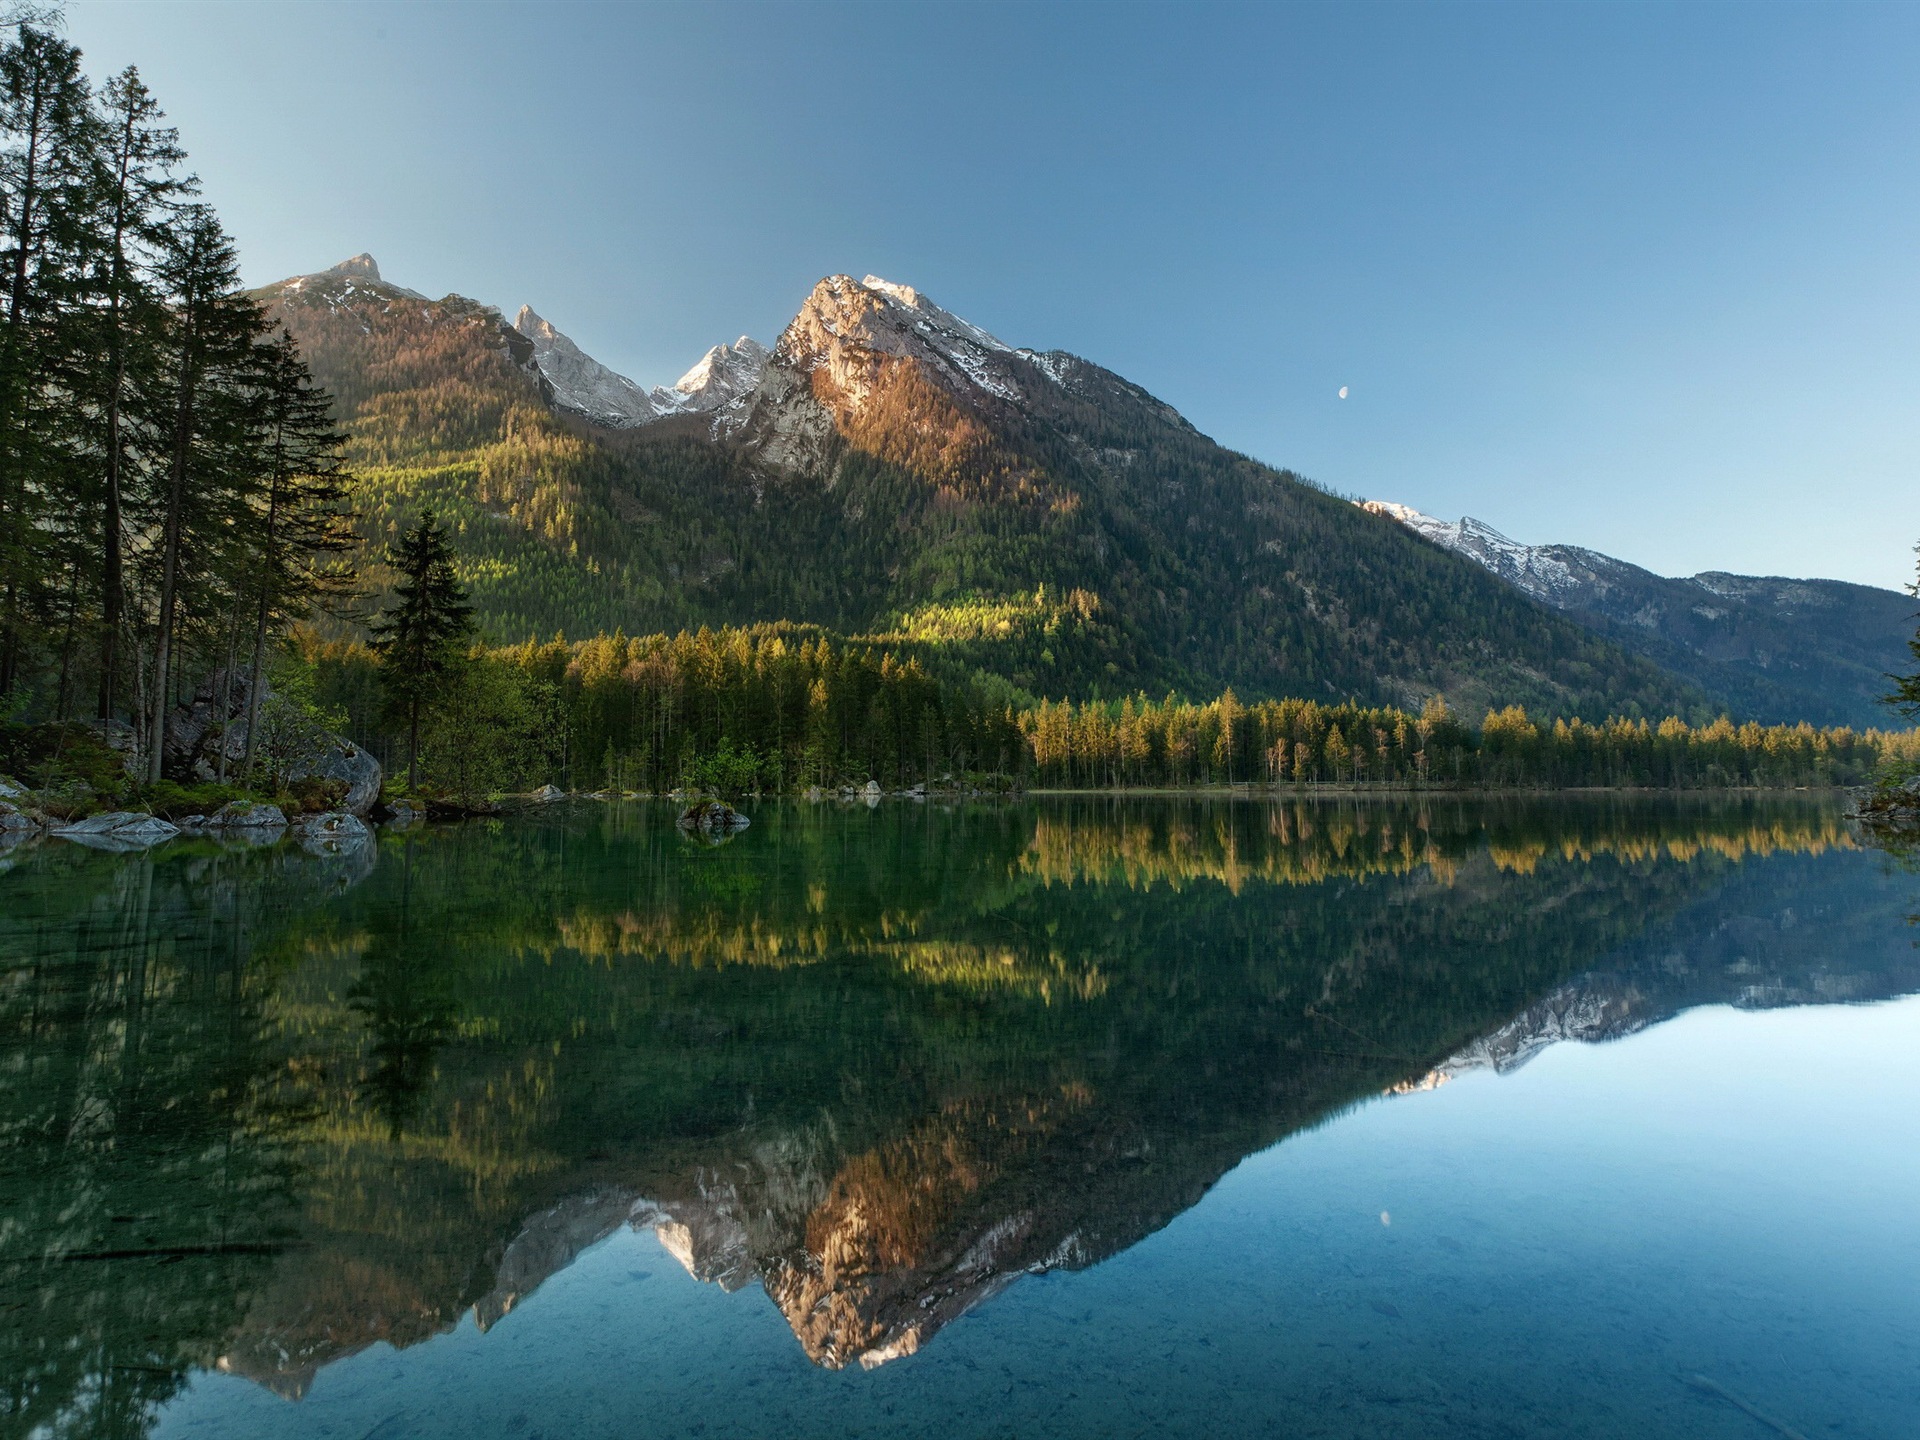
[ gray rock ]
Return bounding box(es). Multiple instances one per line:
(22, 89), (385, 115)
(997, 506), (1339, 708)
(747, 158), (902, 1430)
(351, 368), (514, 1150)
(208, 800), (288, 829)
(677, 800), (750, 834)
(285, 739), (382, 817)
(0, 775), (27, 801)
(292, 810), (373, 855)
(51, 811), (180, 850)
(529, 783), (566, 803)
(0, 800), (40, 832)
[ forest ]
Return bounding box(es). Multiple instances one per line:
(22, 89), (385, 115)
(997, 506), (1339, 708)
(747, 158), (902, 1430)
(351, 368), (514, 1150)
(298, 625), (1920, 801)
(0, 13), (354, 789)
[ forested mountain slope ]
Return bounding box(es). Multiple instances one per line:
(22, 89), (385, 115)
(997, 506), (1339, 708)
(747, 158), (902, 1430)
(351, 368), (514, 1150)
(259, 258), (1701, 719)
(1366, 503), (1913, 730)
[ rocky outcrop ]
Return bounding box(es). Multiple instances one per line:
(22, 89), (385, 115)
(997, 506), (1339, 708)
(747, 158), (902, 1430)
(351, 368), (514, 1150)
(50, 811), (180, 850)
(284, 737), (382, 816)
(677, 800), (749, 834)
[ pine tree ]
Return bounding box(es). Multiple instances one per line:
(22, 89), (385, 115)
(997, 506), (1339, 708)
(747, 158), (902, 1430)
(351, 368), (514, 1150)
(142, 204), (264, 782)
(1887, 545), (1920, 723)
(0, 20), (96, 696)
(87, 64), (189, 719)
(237, 330), (354, 779)
(370, 510), (475, 790)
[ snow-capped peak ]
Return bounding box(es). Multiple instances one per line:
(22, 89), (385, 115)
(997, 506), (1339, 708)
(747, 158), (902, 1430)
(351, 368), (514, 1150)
(513, 305), (664, 428)
(1362, 500), (1584, 601)
(860, 274), (1013, 354)
(668, 335), (771, 413)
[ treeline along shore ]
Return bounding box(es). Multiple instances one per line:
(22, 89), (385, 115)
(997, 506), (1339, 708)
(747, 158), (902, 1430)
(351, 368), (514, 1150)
(299, 624), (1919, 800)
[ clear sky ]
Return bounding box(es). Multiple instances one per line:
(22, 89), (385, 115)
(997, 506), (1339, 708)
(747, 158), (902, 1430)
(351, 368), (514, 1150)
(64, 0), (1920, 591)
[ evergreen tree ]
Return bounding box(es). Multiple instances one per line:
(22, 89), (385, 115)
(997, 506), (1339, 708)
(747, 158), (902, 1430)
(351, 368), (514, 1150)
(238, 329), (354, 779)
(86, 64), (189, 719)
(0, 20), (95, 696)
(142, 204), (265, 782)
(370, 510), (475, 789)
(1887, 545), (1920, 723)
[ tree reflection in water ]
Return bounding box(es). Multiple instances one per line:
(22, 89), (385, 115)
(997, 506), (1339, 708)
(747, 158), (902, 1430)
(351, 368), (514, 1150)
(0, 795), (1908, 1429)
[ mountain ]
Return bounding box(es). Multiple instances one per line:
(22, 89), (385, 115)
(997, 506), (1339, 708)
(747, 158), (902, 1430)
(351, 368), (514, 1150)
(257, 258), (1705, 718)
(511, 306), (770, 427)
(1364, 502), (1913, 730)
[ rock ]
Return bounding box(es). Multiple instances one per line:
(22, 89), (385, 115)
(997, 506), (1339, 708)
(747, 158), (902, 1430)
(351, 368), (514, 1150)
(862, 780), (882, 799)
(529, 784), (566, 803)
(207, 800), (288, 829)
(51, 811), (180, 850)
(804, 785), (823, 802)
(291, 810), (373, 855)
(0, 775), (27, 801)
(82, 720), (142, 780)
(677, 800), (750, 834)
(0, 800), (40, 832)
(284, 739), (382, 817)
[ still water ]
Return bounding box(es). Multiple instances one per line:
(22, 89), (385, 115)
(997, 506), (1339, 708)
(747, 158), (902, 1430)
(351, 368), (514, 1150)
(1, 796), (1915, 1439)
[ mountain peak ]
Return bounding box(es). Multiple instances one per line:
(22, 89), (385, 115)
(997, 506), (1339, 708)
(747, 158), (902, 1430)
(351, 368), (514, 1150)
(327, 253), (383, 281)
(511, 305), (662, 428)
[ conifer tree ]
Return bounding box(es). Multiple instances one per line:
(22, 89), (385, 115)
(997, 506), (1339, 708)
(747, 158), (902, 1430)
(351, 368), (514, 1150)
(371, 510), (475, 790)
(0, 19), (95, 695)
(1887, 546), (1920, 723)
(88, 64), (188, 718)
(143, 204), (264, 782)
(238, 330), (354, 779)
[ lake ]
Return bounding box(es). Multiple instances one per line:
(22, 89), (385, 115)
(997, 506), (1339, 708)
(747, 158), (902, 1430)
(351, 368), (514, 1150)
(2, 795), (1915, 1439)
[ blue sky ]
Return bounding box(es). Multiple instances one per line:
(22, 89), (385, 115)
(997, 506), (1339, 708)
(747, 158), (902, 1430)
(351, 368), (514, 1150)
(67, 0), (1920, 591)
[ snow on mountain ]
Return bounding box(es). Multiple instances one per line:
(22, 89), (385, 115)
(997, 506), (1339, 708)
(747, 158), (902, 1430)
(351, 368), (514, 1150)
(1361, 501), (1595, 603)
(275, 253), (428, 305)
(512, 308), (771, 430)
(512, 306), (666, 428)
(665, 335), (770, 414)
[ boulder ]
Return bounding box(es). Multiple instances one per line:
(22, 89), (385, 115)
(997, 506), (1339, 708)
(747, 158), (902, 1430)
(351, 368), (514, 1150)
(284, 738), (382, 817)
(292, 810), (373, 855)
(0, 775), (27, 801)
(0, 799), (40, 833)
(51, 811), (180, 850)
(677, 800), (750, 834)
(208, 800), (288, 829)
(529, 783), (566, 803)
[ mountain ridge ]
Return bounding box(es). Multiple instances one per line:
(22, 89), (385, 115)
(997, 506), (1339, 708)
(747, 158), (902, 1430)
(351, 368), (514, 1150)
(252, 256), (1773, 720)
(1364, 501), (1912, 729)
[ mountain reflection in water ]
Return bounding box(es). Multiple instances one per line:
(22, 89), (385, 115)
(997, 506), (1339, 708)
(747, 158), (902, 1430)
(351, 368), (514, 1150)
(0, 795), (1907, 1433)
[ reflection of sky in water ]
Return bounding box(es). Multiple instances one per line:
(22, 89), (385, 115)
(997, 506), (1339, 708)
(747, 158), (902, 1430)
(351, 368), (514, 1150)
(157, 995), (1920, 1440)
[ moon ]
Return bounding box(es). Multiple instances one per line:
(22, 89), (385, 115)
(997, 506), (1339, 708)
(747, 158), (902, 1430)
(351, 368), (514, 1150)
(1338, 386), (1349, 400)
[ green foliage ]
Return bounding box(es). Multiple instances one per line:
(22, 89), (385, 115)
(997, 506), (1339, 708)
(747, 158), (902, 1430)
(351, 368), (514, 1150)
(139, 778), (242, 819)
(370, 509), (476, 787)
(414, 655), (559, 807)
(681, 737), (771, 798)
(0, 722), (130, 803)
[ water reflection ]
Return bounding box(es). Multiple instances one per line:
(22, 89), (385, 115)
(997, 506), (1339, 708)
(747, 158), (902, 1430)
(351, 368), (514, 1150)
(0, 796), (1908, 1430)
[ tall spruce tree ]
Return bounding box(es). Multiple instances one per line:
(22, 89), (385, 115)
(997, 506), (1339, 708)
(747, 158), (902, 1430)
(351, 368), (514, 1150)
(370, 510), (475, 790)
(1887, 546), (1920, 723)
(142, 204), (266, 782)
(0, 20), (95, 697)
(88, 64), (188, 719)
(238, 329), (355, 779)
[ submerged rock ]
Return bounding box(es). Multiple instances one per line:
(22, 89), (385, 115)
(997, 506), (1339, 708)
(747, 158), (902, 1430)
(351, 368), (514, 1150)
(291, 810), (373, 856)
(677, 800), (750, 834)
(51, 811), (180, 850)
